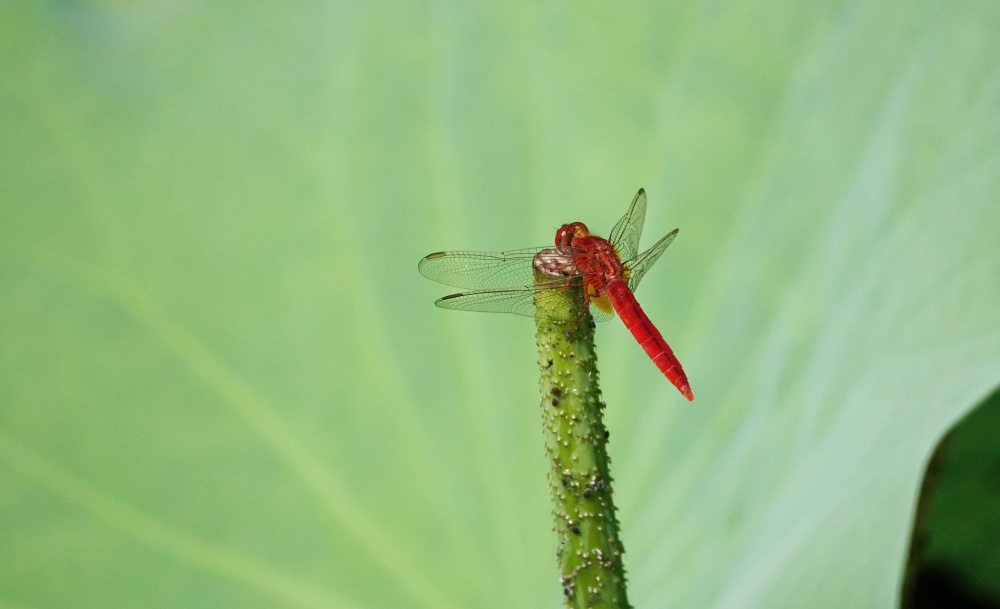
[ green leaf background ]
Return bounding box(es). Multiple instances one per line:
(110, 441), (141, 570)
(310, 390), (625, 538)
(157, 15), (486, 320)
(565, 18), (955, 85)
(2, 2), (999, 608)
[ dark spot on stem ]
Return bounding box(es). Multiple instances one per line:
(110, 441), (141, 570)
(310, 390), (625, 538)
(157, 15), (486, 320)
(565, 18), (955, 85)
(561, 575), (574, 598)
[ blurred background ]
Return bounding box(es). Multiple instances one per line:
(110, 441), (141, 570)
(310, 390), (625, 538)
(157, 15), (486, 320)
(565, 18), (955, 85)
(1, 1), (999, 608)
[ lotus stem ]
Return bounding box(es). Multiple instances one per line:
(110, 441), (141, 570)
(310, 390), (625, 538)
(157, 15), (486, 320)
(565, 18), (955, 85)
(533, 267), (631, 609)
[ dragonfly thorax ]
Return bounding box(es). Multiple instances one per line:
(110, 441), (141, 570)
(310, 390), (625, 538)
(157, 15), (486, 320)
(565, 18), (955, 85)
(570, 235), (626, 285)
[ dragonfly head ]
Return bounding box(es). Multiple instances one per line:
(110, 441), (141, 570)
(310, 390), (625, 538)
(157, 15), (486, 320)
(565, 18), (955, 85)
(555, 222), (591, 254)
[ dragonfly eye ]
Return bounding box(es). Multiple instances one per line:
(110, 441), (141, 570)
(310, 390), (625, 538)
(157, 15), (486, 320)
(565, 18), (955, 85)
(555, 224), (574, 254)
(555, 222), (590, 254)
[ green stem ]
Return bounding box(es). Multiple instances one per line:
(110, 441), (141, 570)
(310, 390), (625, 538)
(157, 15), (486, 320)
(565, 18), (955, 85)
(534, 270), (631, 609)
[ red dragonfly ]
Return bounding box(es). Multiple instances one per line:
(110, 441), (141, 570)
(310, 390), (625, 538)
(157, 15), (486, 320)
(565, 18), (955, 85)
(418, 188), (693, 401)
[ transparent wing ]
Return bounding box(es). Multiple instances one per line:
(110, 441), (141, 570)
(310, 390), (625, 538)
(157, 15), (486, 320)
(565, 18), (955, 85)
(587, 298), (616, 322)
(433, 280), (612, 322)
(434, 286), (552, 317)
(607, 188), (647, 262)
(590, 305), (615, 321)
(625, 228), (678, 292)
(418, 247), (549, 290)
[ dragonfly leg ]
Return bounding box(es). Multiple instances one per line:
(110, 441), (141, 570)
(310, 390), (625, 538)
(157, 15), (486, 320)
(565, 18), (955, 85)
(563, 287), (590, 340)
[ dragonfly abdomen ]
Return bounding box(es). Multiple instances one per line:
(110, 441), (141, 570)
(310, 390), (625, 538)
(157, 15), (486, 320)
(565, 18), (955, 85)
(606, 280), (694, 401)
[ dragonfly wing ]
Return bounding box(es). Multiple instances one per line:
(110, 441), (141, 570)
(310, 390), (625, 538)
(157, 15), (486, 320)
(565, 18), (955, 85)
(418, 247), (548, 290)
(435, 277), (607, 322)
(435, 287), (542, 317)
(607, 188), (647, 262)
(587, 303), (615, 322)
(626, 228), (678, 292)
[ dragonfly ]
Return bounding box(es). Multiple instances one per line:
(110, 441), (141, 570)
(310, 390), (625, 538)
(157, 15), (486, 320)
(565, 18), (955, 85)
(418, 188), (693, 401)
